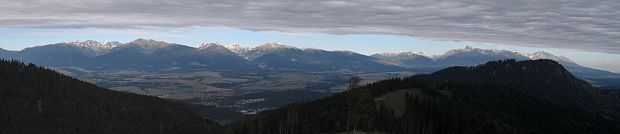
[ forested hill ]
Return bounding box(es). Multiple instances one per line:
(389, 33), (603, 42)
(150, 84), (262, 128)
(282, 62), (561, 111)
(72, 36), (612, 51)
(236, 59), (620, 134)
(0, 59), (227, 134)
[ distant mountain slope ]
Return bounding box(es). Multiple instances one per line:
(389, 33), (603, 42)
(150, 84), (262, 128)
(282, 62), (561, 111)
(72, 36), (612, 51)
(7, 44), (94, 66)
(199, 42), (239, 56)
(524, 51), (620, 88)
(90, 39), (204, 70)
(197, 42), (254, 70)
(244, 43), (299, 60)
(237, 60), (620, 134)
(371, 51), (435, 68)
(252, 47), (399, 71)
(376, 47), (620, 88)
(0, 39), (255, 71)
(227, 44), (251, 58)
(435, 46), (530, 66)
(0, 60), (226, 134)
(1, 40), (617, 87)
(370, 46), (532, 68)
(528, 51), (618, 76)
(0, 48), (15, 57)
(0, 39), (399, 72)
(90, 39), (252, 70)
(0, 41), (122, 67)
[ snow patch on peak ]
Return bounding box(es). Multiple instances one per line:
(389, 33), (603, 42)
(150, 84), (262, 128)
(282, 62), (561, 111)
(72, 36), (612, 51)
(300, 47), (323, 52)
(198, 42), (225, 49)
(375, 51), (426, 57)
(64, 40), (120, 48)
(443, 46), (519, 57)
(129, 38), (171, 47)
(527, 51), (574, 63)
(226, 43), (251, 56)
(197, 42), (239, 56)
(227, 43), (249, 50)
(337, 50), (357, 55)
(372, 51), (431, 61)
(255, 42), (298, 50)
(228, 43), (246, 49)
(61, 40), (121, 56)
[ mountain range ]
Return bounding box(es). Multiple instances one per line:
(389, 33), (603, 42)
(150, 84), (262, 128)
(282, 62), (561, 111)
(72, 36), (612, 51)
(0, 39), (619, 87)
(0, 39), (396, 72)
(372, 47), (620, 88)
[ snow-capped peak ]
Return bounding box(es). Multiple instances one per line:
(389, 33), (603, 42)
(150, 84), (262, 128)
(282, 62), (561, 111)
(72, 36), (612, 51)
(254, 42), (298, 50)
(442, 46), (483, 56)
(300, 47), (325, 52)
(526, 51), (574, 63)
(61, 40), (121, 56)
(442, 46), (520, 57)
(372, 51), (431, 60)
(129, 38), (172, 47)
(198, 42), (225, 49)
(375, 51), (426, 57)
(64, 40), (120, 49)
(226, 44), (251, 55)
(227, 44), (249, 50)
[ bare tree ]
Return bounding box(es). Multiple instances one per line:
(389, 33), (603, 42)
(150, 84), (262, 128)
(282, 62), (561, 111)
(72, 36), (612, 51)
(347, 75), (361, 90)
(346, 75), (362, 133)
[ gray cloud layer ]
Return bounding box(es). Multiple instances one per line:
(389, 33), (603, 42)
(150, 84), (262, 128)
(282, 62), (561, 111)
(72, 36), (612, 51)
(1, 0), (619, 54)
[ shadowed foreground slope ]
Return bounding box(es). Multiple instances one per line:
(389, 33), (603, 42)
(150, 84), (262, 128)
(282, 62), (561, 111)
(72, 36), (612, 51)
(0, 60), (227, 134)
(237, 59), (620, 134)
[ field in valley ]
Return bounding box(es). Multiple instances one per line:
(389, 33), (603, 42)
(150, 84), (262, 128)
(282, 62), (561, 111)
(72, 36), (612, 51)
(52, 66), (419, 114)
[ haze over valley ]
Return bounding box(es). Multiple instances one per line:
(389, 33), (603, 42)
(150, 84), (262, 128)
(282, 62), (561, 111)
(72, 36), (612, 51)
(2, 39), (619, 117)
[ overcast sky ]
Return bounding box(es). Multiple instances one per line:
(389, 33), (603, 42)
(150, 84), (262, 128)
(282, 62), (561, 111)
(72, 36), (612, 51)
(0, 0), (619, 72)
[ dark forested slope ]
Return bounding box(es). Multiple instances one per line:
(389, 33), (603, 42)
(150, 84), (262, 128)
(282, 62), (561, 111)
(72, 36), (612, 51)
(0, 60), (226, 134)
(236, 59), (620, 134)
